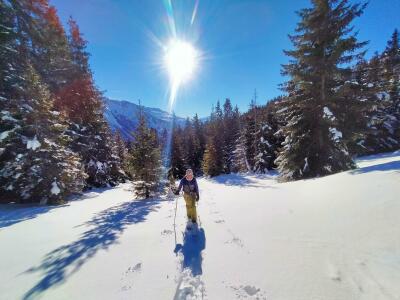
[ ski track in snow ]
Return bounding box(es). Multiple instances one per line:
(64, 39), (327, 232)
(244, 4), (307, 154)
(0, 152), (399, 299)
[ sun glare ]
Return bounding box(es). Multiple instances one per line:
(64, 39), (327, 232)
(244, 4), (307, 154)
(164, 39), (198, 86)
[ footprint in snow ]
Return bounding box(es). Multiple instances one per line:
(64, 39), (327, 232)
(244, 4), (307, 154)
(230, 284), (267, 299)
(173, 269), (206, 300)
(161, 229), (173, 235)
(225, 237), (244, 248)
(214, 220), (225, 224)
(327, 263), (342, 282)
(125, 262), (142, 274)
(120, 263), (142, 292)
(225, 229), (244, 248)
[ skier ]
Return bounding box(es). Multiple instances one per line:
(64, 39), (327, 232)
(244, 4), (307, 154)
(174, 169), (200, 226)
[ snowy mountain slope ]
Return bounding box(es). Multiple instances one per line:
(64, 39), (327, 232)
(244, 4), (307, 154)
(103, 98), (187, 140)
(0, 151), (399, 299)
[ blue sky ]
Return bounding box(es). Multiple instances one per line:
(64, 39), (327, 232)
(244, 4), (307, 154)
(52, 0), (399, 118)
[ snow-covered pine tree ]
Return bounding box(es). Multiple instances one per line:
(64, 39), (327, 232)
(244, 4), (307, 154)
(159, 127), (168, 157)
(361, 54), (390, 153)
(0, 65), (85, 204)
(0, 0), (16, 98)
(85, 117), (126, 187)
(243, 113), (257, 171)
(182, 118), (196, 171)
(202, 135), (223, 177)
(30, 1), (72, 93)
(1, 1), (86, 204)
(114, 131), (129, 178)
(215, 101), (225, 174)
(380, 29), (400, 147)
(336, 59), (373, 156)
(222, 99), (240, 173)
(252, 97), (284, 173)
(127, 105), (161, 198)
(232, 100), (262, 174)
(192, 113), (206, 174)
(170, 117), (186, 179)
(231, 105), (250, 173)
(232, 129), (251, 173)
(276, 0), (367, 180)
(56, 18), (125, 188)
(363, 31), (400, 154)
(202, 102), (224, 176)
(253, 123), (273, 173)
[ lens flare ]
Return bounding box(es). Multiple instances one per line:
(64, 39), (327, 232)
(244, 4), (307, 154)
(160, 0), (202, 169)
(164, 39), (198, 87)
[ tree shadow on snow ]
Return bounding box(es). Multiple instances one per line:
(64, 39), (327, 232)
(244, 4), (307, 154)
(355, 150), (400, 163)
(0, 204), (63, 229)
(174, 224), (206, 276)
(21, 197), (162, 300)
(210, 173), (277, 189)
(0, 186), (117, 230)
(352, 160), (400, 175)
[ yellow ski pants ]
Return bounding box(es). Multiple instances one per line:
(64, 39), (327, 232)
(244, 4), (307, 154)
(183, 193), (197, 222)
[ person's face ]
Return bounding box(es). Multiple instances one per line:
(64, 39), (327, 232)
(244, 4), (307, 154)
(186, 171), (193, 180)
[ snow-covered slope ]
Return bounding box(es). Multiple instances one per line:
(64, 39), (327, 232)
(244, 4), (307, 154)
(0, 151), (399, 299)
(103, 98), (186, 140)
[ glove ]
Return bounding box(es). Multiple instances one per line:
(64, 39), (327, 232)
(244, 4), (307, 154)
(196, 194), (199, 202)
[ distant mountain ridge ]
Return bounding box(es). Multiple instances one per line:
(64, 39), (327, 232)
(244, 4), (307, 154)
(103, 98), (187, 140)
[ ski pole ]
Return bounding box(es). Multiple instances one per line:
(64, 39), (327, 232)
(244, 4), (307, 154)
(173, 195), (178, 227)
(173, 194), (178, 246)
(196, 202), (202, 228)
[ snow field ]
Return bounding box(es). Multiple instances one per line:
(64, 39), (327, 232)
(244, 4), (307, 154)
(0, 151), (399, 299)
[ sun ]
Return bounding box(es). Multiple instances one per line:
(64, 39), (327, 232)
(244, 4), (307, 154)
(164, 39), (198, 86)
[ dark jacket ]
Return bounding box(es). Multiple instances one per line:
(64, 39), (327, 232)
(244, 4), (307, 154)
(177, 177), (199, 200)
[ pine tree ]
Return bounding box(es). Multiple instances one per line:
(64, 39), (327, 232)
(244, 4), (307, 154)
(337, 59), (373, 155)
(0, 66), (85, 204)
(202, 135), (223, 177)
(192, 113), (205, 174)
(0, 1), (16, 98)
(253, 102), (279, 173)
(222, 99), (240, 173)
(361, 54), (388, 153)
(182, 118), (195, 168)
(237, 97), (259, 172)
(232, 106), (252, 173)
(381, 29), (400, 146)
(276, 0), (367, 180)
(1, 1), (86, 204)
(363, 31), (400, 154)
(56, 19), (125, 188)
(170, 118), (186, 179)
(127, 106), (161, 198)
(202, 102), (224, 176)
(33, 2), (72, 93)
(108, 131), (128, 182)
(159, 128), (168, 156)
(232, 130), (251, 173)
